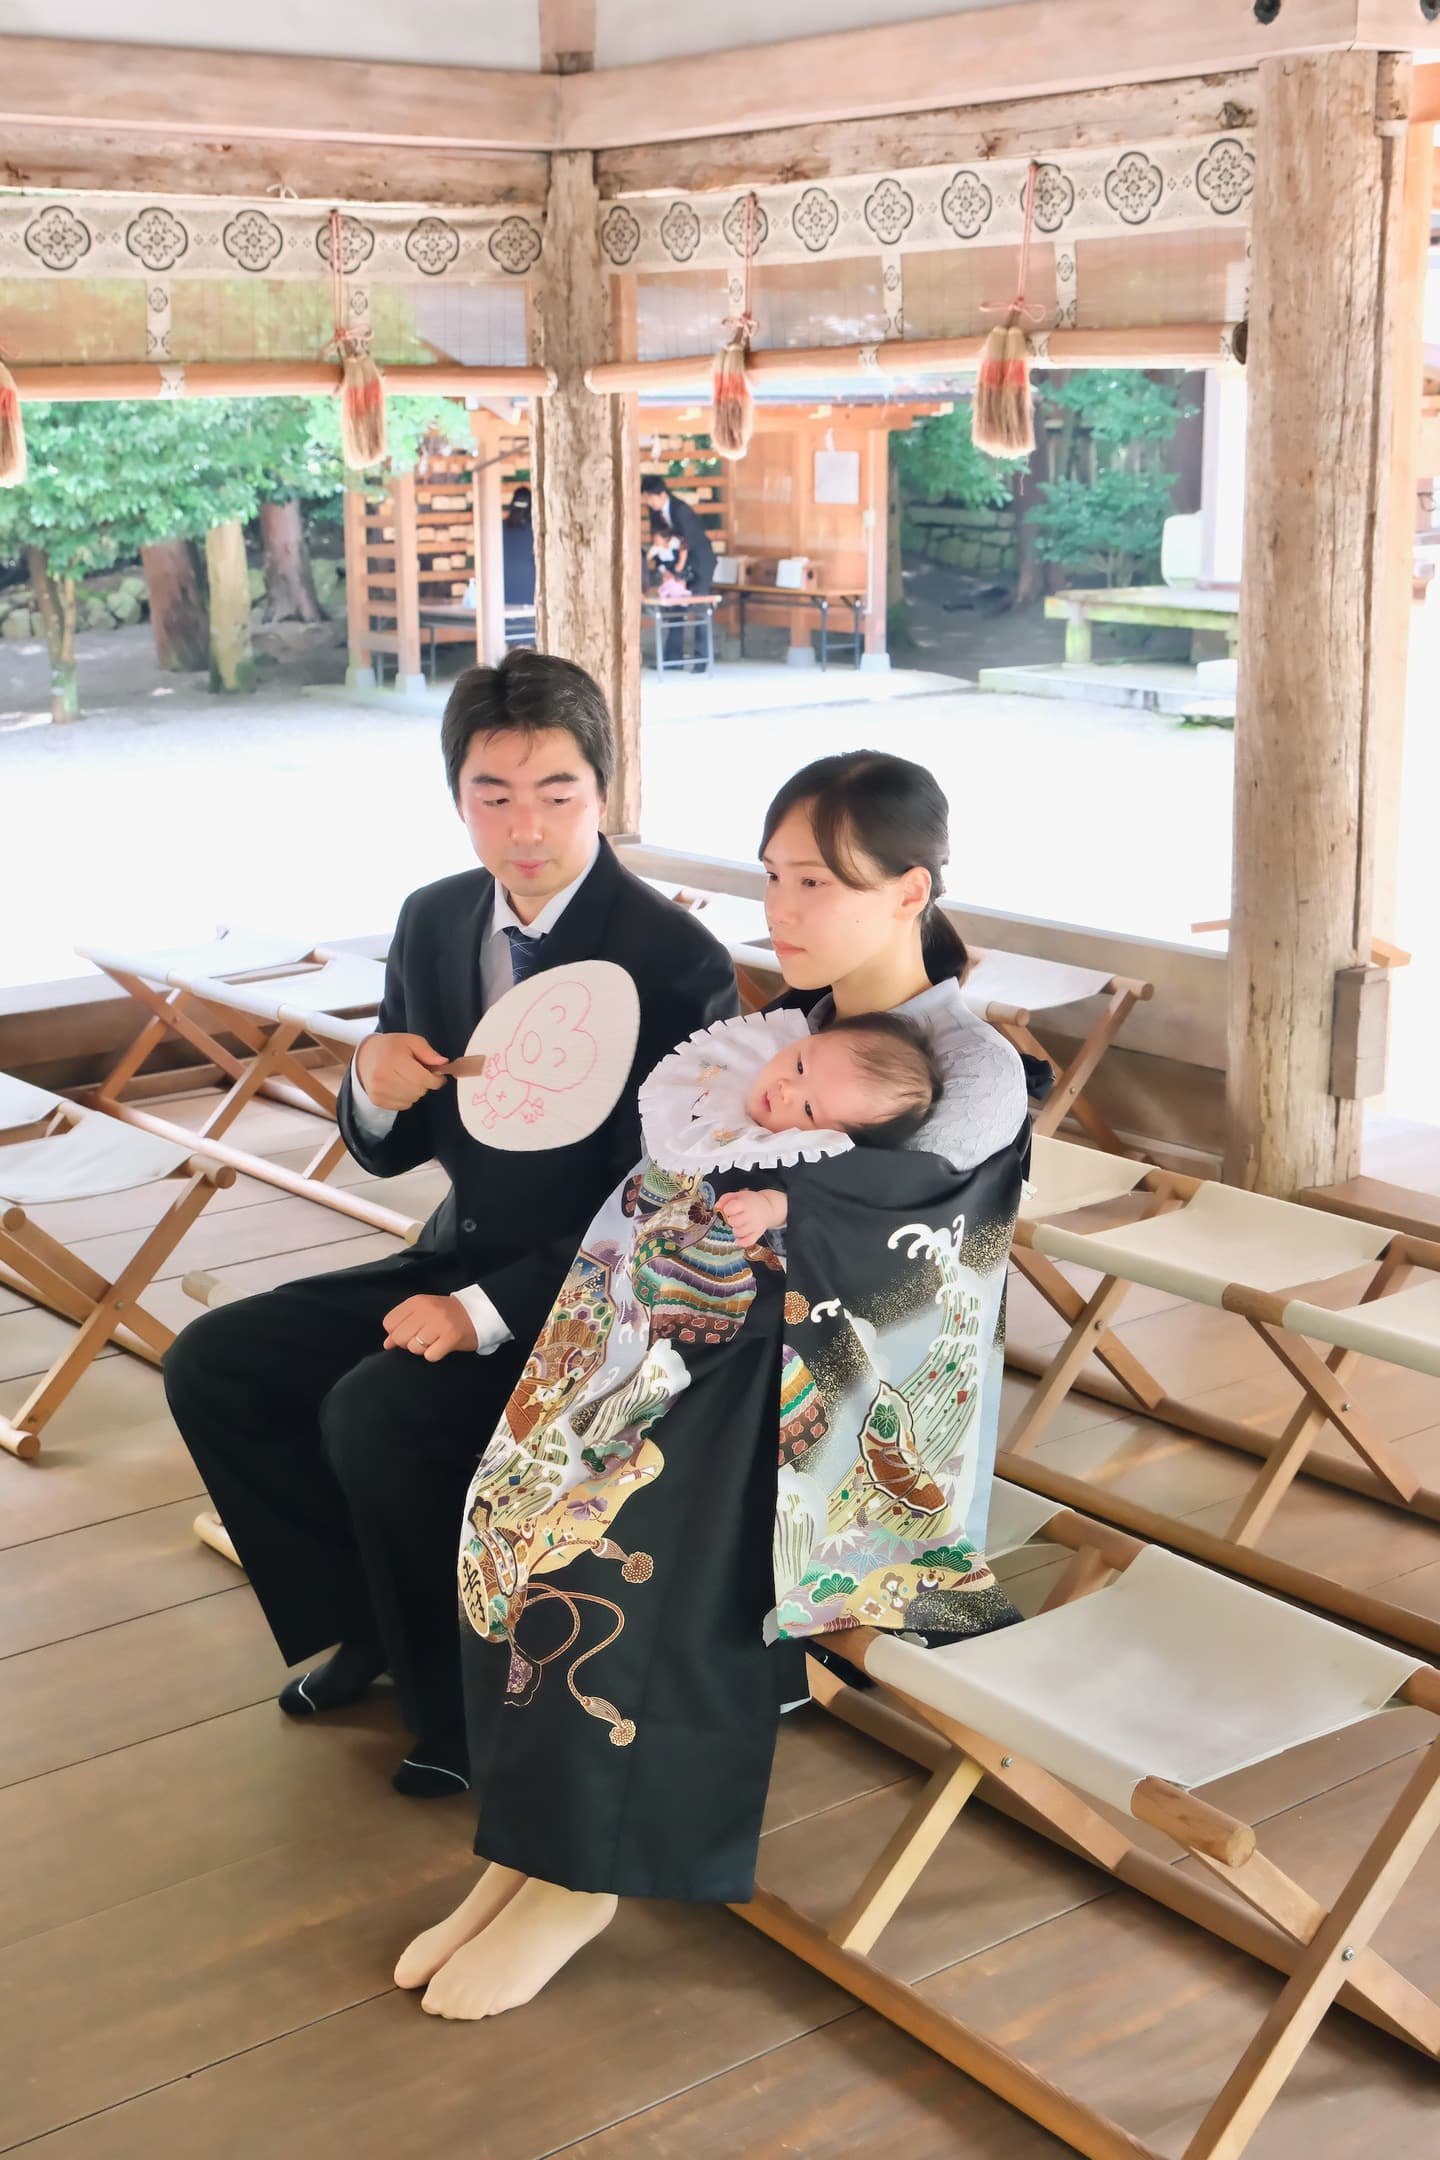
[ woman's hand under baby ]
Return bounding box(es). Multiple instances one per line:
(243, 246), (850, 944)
(718, 1188), (788, 1246)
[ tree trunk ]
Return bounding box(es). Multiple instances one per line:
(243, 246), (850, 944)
(1011, 462), (1044, 608)
(258, 497), (322, 623)
(141, 537), (210, 671)
(26, 546), (79, 722)
(204, 519), (257, 694)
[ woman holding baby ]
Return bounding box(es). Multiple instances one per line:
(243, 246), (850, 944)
(398, 748), (1031, 2019)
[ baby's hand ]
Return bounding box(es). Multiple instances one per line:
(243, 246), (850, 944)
(718, 1188), (787, 1246)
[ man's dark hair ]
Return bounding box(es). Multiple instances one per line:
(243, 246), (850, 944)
(640, 473), (670, 498)
(825, 1011), (945, 1150)
(441, 650), (614, 801)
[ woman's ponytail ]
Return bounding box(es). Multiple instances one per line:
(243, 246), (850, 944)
(920, 901), (969, 985)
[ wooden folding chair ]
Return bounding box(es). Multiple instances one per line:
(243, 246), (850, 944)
(78, 928), (417, 1239)
(1003, 1137), (1440, 1656)
(959, 947), (1153, 1156)
(0, 1072), (234, 1459)
(738, 1484), (1440, 2160)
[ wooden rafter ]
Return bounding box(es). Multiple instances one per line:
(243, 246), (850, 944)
(0, 7), (1436, 160)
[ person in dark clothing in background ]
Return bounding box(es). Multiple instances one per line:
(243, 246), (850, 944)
(502, 484), (536, 621)
(641, 472), (716, 672)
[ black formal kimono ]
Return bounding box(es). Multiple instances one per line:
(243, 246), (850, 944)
(163, 841), (738, 1754)
(458, 1004), (1029, 1901)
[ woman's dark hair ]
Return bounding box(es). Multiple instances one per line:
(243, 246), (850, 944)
(441, 649), (614, 801)
(826, 1011), (945, 1149)
(760, 750), (969, 984)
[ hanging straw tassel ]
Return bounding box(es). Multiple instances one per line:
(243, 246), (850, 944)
(0, 357), (26, 489)
(327, 209), (389, 471)
(339, 343), (388, 469)
(712, 193), (760, 461)
(973, 164), (1040, 460)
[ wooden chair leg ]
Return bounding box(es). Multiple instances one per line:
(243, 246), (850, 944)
(1018, 991), (1139, 1156)
(828, 1753), (985, 1955)
(1009, 1246), (1167, 1414)
(302, 1129), (351, 1183)
(1005, 1270), (1136, 1455)
(1182, 1737), (1440, 2160)
(1252, 1322), (1419, 1505)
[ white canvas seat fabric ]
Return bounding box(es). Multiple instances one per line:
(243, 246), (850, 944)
(961, 950), (1113, 1021)
(0, 1112), (192, 1205)
(180, 953), (387, 1026)
(76, 927), (315, 987)
(1030, 1177), (1392, 1309)
(1020, 1136), (1151, 1222)
(0, 1073), (63, 1133)
(981, 1480), (1065, 1557)
(1283, 1276), (1440, 1382)
(865, 1543), (1420, 1812)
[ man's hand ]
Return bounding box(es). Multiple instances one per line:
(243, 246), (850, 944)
(383, 1294), (480, 1362)
(355, 1032), (449, 1113)
(718, 1188), (787, 1247)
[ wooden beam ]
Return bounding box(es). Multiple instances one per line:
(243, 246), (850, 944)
(0, 123), (548, 204)
(590, 327), (1230, 393)
(0, 34), (558, 151)
(1416, 64), (1440, 125)
(540, 0), (596, 76)
(597, 71), (1260, 198)
(1226, 51), (1412, 1196)
(8, 364), (549, 404)
(533, 151), (641, 835)
(560, 0), (1436, 152)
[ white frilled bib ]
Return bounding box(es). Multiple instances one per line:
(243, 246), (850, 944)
(639, 1009), (854, 1177)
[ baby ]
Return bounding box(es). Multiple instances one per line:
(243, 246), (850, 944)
(717, 1011), (943, 1246)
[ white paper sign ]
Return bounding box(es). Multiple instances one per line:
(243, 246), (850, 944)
(814, 449), (860, 505)
(455, 960), (640, 1152)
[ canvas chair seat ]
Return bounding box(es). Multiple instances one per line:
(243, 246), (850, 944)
(0, 1110), (191, 1206)
(1029, 1169), (1392, 1309)
(1283, 1275), (1440, 1381)
(866, 1541), (1419, 1814)
(77, 926), (315, 987)
(1005, 1137), (1440, 1661)
(744, 1497), (1440, 2160)
(180, 953), (388, 1030)
(0, 1073), (63, 1133)
(77, 927), (416, 1243)
(960, 948), (1114, 1024)
(0, 1077), (233, 1460)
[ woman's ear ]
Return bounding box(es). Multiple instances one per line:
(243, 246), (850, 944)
(898, 866), (932, 921)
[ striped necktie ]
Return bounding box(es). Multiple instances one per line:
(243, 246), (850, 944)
(503, 924), (547, 985)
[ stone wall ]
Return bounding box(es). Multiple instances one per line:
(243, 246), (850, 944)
(0, 554), (345, 642)
(901, 502), (1018, 584)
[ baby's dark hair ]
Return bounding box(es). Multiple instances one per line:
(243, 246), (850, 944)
(826, 1012), (944, 1149)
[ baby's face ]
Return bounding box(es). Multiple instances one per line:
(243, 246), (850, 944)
(746, 1033), (885, 1135)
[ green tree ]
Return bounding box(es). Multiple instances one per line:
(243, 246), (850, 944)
(1026, 371), (1197, 588)
(892, 403), (1021, 511)
(0, 390), (463, 719)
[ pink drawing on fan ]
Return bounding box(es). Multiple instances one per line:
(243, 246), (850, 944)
(468, 978), (599, 1128)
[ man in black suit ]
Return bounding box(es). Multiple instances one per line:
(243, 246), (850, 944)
(163, 652), (738, 1796)
(641, 472), (716, 672)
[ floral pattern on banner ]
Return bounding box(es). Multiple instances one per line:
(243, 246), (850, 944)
(1196, 135), (1256, 216)
(0, 195), (544, 286)
(405, 216), (461, 276)
(126, 207), (189, 272)
(1104, 151), (1164, 226)
(24, 205), (92, 271)
(596, 133), (1255, 276)
(489, 215), (544, 275)
(317, 214), (375, 273)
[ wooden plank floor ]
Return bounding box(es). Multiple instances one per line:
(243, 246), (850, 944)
(3, 1088), (1438, 2158)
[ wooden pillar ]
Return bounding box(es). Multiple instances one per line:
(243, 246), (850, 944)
(391, 470), (424, 694)
(534, 149), (640, 836)
(342, 479), (373, 687)
(204, 519), (255, 696)
(1225, 51), (1411, 1196)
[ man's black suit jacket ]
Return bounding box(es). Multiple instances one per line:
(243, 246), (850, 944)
(336, 840), (739, 1355)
